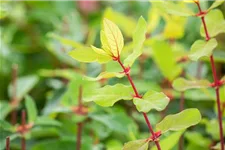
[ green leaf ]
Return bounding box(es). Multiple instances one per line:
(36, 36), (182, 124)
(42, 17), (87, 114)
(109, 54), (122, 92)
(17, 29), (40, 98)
(124, 16), (147, 67)
(106, 139), (123, 150)
(0, 101), (12, 119)
(152, 131), (184, 150)
(25, 95), (38, 123)
(38, 69), (78, 80)
(69, 47), (111, 63)
(32, 137), (92, 150)
(90, 112), (138, 134)
(208, 0), (225, 11)
(84, 71), (124, 81)
(163, 1), (195, 17)
(203, 119), (225, 140)
(185, 132), (211, 148)
(188, 38), (217, 61)
(151, 40), (182, 81)
(47, 33), (84, 48)
(147, 5), (161, 33)
(103, 18), (124, 57)
(84, 84), (133, 107)
(0, 120), (14, 131)
(200, 9), (225, 38)
(163, 15), (186, 39)
(123, 139), (148, 150)
(104, 8), (136, 37)
(8, 75), (39, 101)
(35, 117), (62, 127)
(172, 77), (210, 92)
(156, 108), (201, 133)
(133, 90), (169, 113)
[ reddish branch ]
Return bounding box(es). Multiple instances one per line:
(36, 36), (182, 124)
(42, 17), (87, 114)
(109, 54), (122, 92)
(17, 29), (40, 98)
(10, 64), (18, 125)
(116, 58), (161, 150)
(21, 110), (26, 150)
(76, 86), (83, 150)
(195, 2), (224, 150)
(6, 137), (10, 150)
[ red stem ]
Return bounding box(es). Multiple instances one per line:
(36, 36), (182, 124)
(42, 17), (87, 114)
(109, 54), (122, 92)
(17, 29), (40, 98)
(76, 85), (83, 150)
(195, 2), (224, 150)
(21, 110), (26, 150)
(117, 58), (161, 150)
(76, 122), (83, 150)
(6, 137), (10, 150)
(11, 64), (18, 125)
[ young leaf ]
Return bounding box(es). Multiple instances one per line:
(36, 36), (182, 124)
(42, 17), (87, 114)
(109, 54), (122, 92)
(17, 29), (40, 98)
(84, 84), (133, 107)
(104, 8), (136, 37)
(133, 90), (169, 113)
(124, 16), (147, 67)
(200, 9), (225, 38)
(208, 0), (225, 11)
(103, 18), (124, 57)
(151, 40), (182, 81)
(188, 38), (217, 61)
(84, 71), (124, 81)
(69, 47), (111, 63)
(151, 131), (184, 150)
(123, 139), (148, 150)
(163, 1), (195, 17)
(156, 108), (201, 133)
(25, 95), (38, 123)
(172, 77), (210, 92)
(8, 75), (39, 101)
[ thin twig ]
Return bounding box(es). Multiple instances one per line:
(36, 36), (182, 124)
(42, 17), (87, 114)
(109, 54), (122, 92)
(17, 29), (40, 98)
(195, 2), (224, 150)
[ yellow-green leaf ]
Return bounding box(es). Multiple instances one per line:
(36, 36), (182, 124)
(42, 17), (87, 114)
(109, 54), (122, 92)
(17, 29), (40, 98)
(156, 108), (201, 133)
(84, 84), (133, 107)
(25, 95), (38, 123)
(152, 131), (184, 150)
(163, 1), (195, 17)
(123, 139), (148, 150)
(47, 33), (84, 48)
(103, 18), (124, 57)
(151, 40), (182, 81)
(183, 0), (198, 3)
(147, 6), (160, 33)
(188, 38), (218, 61)
(69, 47), (111, 63)
(84, 72), (124, 81)
(200, 9), (225, 38)
(208, 0), (225, 11)
(133, 90), (169, 113)
(104, 8), (136, 37)
(163, 16), (186, 39)
(124, 16), (147, 67)
(172, 77), (210, 92)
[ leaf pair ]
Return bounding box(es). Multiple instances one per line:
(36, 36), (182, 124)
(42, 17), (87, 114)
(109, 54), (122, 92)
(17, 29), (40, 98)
(84, 83), (169, 113)
(69, 17), (147, 68)
(123, 108), (201, 150)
